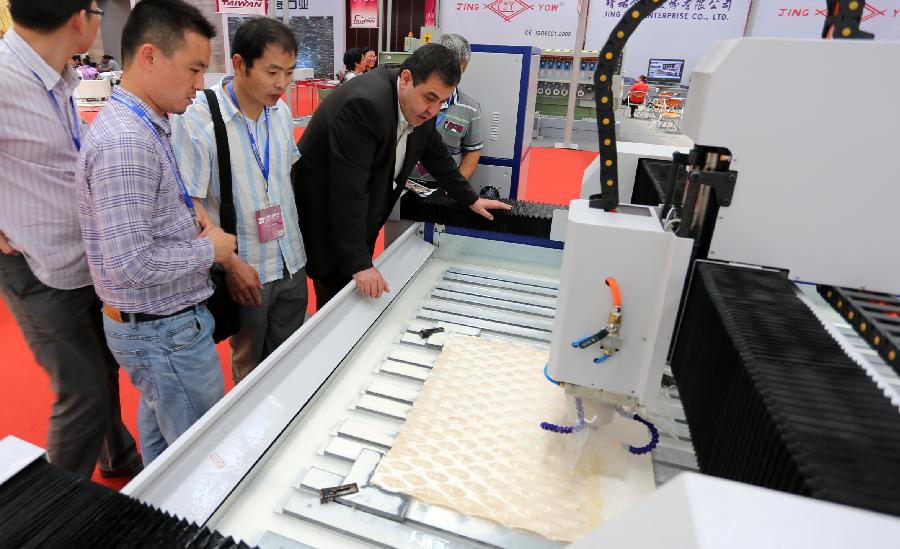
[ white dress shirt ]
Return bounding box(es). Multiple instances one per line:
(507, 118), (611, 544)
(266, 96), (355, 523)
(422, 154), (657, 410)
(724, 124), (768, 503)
(393, 78), (414, 187)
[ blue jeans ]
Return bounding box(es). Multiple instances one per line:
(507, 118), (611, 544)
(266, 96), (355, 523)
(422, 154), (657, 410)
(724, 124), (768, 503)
(102, 304), (224, 465)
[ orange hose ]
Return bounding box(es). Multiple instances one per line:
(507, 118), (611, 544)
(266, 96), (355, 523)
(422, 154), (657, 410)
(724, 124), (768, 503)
(605, 277), (622, 308)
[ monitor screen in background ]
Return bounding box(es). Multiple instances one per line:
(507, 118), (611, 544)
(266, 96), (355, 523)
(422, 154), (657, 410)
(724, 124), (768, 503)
(647, 59), (685, 83)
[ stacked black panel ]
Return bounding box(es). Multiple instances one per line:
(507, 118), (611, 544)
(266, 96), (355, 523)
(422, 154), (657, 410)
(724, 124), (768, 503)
(630, 158), (685, 207)
(670, 261), (900, 517)
(400, 192), (563, 239)
(0, 458), (251, 548)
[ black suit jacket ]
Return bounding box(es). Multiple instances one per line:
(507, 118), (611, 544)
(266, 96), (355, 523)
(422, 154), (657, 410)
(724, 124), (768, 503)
(292, 67), (478, 279)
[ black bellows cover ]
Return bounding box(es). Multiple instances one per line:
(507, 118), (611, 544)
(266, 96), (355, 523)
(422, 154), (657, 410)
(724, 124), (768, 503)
(0, 458), (252, 548)
(670, 261), (900, 516)
(400, 192), (563, 239)
(630, 158), (680, 206)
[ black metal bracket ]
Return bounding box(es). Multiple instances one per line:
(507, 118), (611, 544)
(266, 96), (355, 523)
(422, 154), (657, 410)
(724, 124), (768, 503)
(319, 483), (360, 504)
(687, 169), (738, 207)
(414, 326), (445, 339)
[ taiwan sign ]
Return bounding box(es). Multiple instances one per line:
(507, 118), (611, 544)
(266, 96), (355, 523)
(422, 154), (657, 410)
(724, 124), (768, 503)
(217, 0), (268, 16)
(350, 0), (379, 28)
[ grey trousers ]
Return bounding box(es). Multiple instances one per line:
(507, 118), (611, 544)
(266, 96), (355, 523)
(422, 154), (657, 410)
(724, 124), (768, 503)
(230, 267), (308, 383)
(0, 253), (139, 478)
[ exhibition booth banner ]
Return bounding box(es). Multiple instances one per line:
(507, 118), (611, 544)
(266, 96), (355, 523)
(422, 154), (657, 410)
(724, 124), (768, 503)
(217, 0), (268, 15)
(748, 0), (900, 40)
(350, 0), (378, 28)
(440, 0), (580, 50)
(585, 0), (752, 84)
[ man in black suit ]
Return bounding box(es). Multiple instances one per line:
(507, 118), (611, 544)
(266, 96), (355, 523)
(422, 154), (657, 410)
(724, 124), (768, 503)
(293, 44), (510, 308)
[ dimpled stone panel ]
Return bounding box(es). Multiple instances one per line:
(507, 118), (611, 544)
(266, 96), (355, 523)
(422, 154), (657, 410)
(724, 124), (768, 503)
(371, 335), (605, 542)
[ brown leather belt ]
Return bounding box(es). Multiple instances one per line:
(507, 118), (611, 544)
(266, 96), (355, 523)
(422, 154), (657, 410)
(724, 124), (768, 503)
(103, 303), (197, 324)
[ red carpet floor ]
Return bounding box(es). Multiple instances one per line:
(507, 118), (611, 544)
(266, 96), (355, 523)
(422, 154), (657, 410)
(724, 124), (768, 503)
(0, 126), (595, 489)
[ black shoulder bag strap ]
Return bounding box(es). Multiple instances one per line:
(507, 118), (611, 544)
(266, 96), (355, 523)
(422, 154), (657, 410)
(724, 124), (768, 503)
(203, 89), (236, 237)
(203, 89), (240, 344)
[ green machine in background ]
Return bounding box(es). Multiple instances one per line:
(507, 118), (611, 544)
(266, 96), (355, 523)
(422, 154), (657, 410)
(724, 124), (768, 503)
(537, 49), (600, 119)
(537, 49), (625, 120)
(378, 51), (412, 69)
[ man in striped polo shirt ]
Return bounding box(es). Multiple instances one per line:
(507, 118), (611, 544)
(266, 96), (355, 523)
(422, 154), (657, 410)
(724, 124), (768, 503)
(172, 18), (307, 384)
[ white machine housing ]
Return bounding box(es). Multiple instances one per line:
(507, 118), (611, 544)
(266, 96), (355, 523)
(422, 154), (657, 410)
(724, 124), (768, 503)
(683, 38), (900, 294)
(548, 200), (692, 405)
(571, 472), (900, 549)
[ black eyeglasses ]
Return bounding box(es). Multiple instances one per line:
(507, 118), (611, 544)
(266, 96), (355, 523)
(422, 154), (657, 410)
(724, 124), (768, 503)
(86, 7), (104, 16)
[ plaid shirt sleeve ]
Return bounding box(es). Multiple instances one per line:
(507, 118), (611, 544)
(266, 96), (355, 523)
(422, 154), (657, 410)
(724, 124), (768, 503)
(81, 132), (214, 289)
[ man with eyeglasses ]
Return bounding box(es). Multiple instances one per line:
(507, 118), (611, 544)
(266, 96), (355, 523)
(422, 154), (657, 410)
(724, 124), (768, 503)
(0, 0), (141, 479)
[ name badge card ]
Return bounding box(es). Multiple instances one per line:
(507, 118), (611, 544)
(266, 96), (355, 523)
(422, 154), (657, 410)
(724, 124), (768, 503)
(444, 120), (465, 134)
(256, 204), (285, 243)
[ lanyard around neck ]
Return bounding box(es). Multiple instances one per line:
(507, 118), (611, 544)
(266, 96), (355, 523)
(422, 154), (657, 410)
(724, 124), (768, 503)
(45, 84), (81, 151)
(436, 91), (456, 126)
(111, 92), (196, 216)
(4, 40), (82, 151)
(228, 81), (271, 183)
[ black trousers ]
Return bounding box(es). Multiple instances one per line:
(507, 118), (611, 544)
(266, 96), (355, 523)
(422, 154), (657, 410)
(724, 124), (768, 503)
(312, 270), (352, 311)
(0, 254), (139, 478)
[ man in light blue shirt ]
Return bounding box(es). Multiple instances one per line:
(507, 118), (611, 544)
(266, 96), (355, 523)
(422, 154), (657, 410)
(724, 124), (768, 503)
(172, 17), (307, 383)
